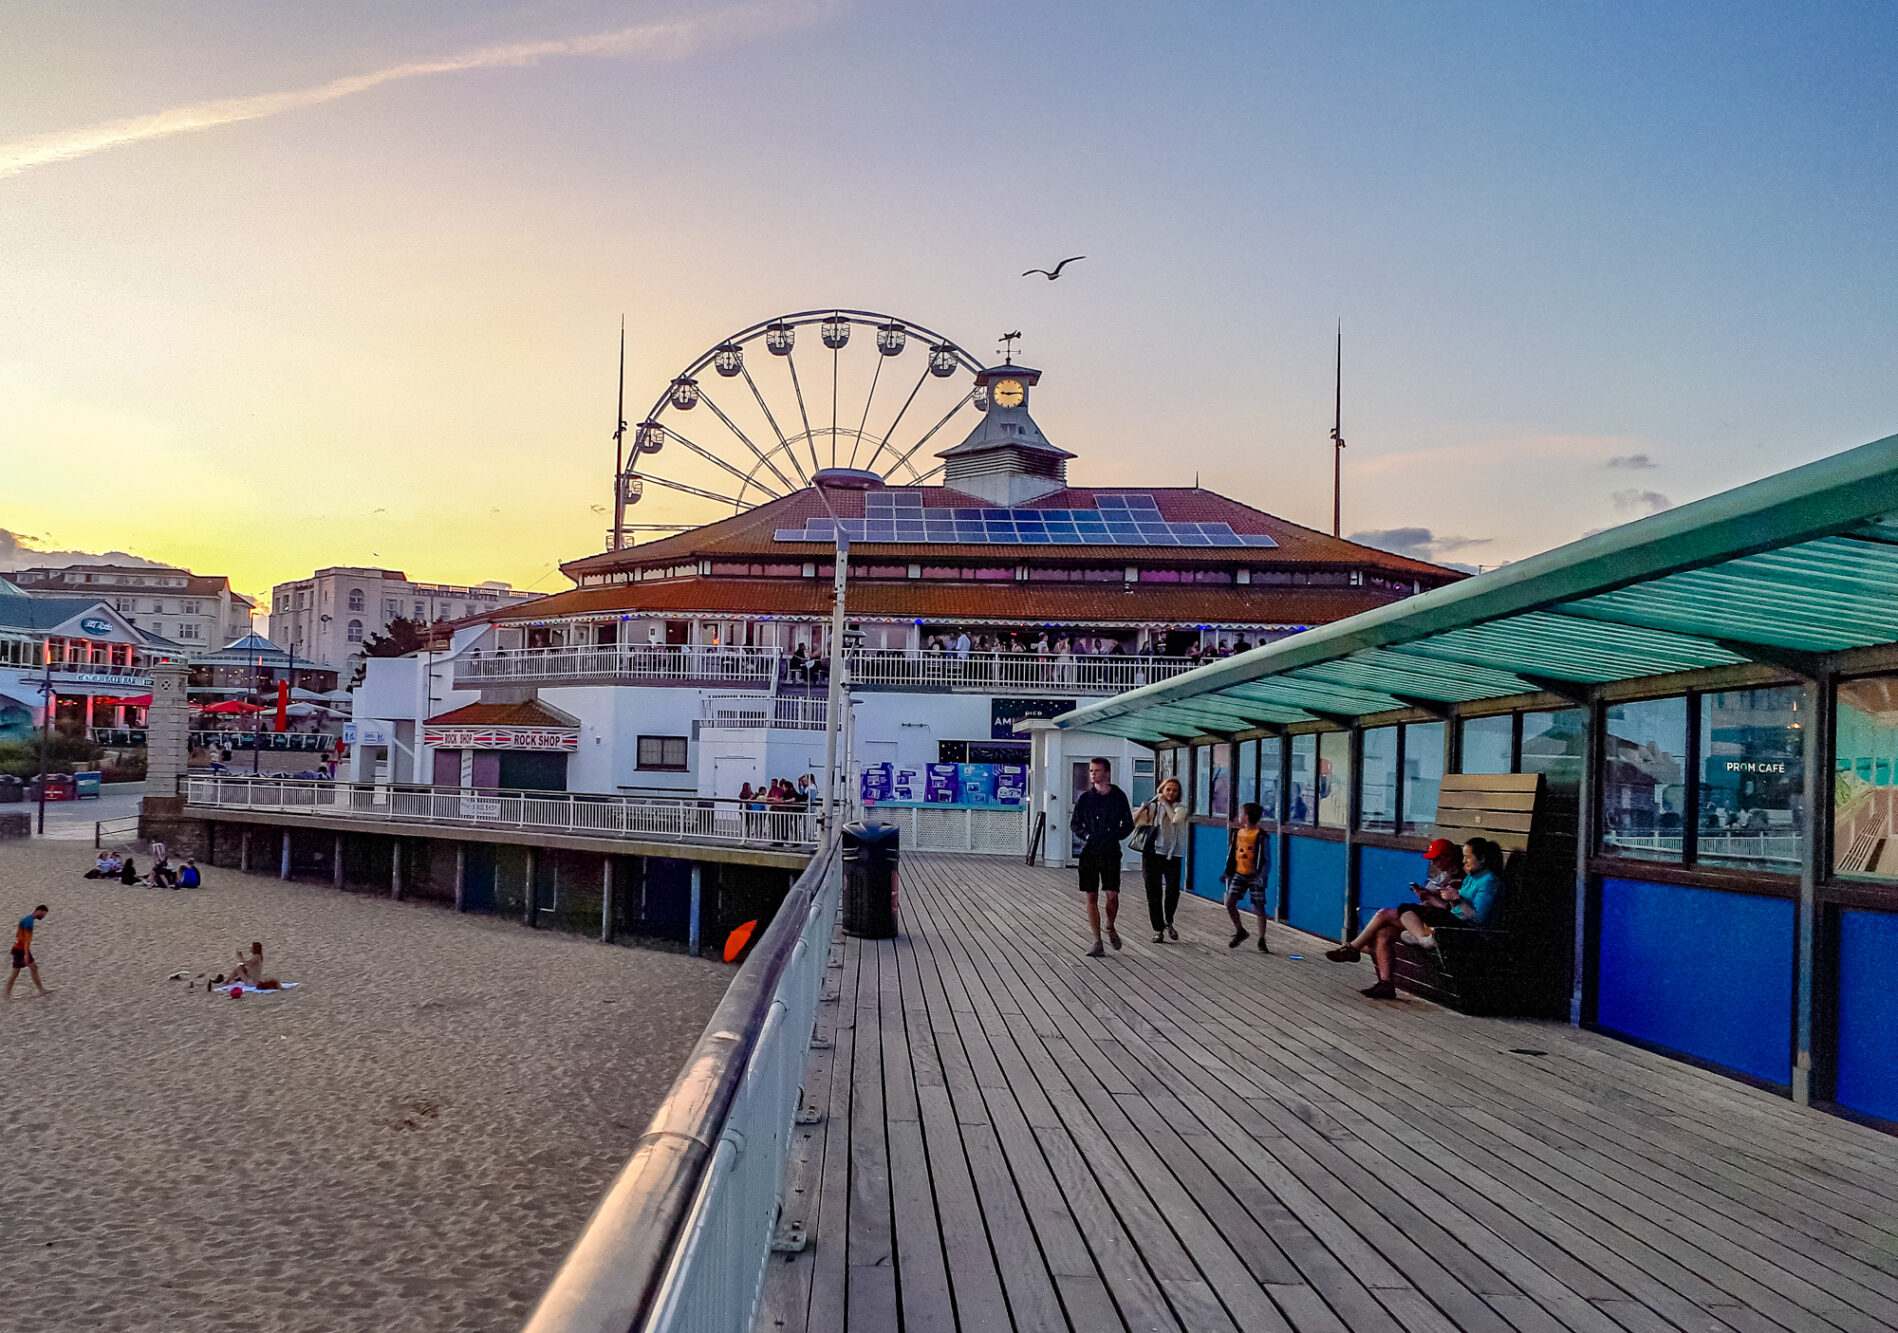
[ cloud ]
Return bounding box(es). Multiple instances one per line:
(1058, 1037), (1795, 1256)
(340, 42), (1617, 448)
(1611, 489), (1672, 515)
(0, 527), (168, 573)
(1347, 526), (1492, 572)
(0, 2), (840, 181)
(1606, 454), (1657, 470)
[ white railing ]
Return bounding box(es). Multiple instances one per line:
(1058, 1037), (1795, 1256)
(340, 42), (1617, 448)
(699, 695), (829, 731)
(526, 839), (842, 1333)
(863, 804), (1028, 856)
(1603, 831), (1803, 865)
(181, 776), (817, 850)
(845, 649), (1200, 694)
(455, 645), (781, 687)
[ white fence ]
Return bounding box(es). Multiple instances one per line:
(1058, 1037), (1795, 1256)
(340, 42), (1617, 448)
(526, 841), (842, 1333)
(843, 649), (1198, 694)
(1602, 831), (1802, 865)
(699, 695), (829, 731)
(455, 645), (781, 688)
(865, 804), (1028, 856)
(181, 776), (817, 850)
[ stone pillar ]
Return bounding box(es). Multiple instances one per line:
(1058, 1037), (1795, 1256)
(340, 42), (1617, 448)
(333, 834), (345, 890)
(523, 846), (537, 926)
(240, 828), (251, 873)
(280, 828), (291, 880)
(391, 840), (404, 900)
(454, 844), (466, 913)
(145, 664), (191, 804)
(601, 856), (615, 943)
(688, 863), (703, 956)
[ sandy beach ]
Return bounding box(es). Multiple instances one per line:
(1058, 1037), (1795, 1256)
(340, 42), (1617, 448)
(0, 838), (733, 1332)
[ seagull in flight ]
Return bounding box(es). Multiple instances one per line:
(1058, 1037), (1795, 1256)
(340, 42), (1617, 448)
(1023, 255), (1086, 280)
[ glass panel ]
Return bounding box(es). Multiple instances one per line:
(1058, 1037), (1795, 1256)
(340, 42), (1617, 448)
(1836, 676), (1898, 879)
(1194, 744), (1213, 817)
(1359, 727), (1398, 832)
(1238, 738), (1260, 809)
(1402, 722), (1445, 833)
(1601, 697), (1689, 862)
(1209, 742), (1233, 817)
(1259, 736), (1283, 822)
(1698, 688), (1804, 873)
(1157, 747), (1178, 783)
(1318, 731), (1352, 829)
(1289, 734), (1317, 823)
(1520, 709), (1586, 792)
(1130, 756), (1157, 808)
(1460, 714), (1513, 774)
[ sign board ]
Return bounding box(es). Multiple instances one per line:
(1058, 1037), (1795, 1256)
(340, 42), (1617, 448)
(423, 726), (578, 751)
(991, 697), (1074, 740)
(891, 767), (920, 802)
(344, 722), (393, 747)
(860, 762), (893, 804)
(925, 763), (960, 804)
(78, 617), (116, 636)
(994, 764), (1027, 807)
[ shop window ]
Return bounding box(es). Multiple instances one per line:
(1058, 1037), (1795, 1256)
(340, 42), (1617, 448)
(1836, 676), (1898, 879)
(1402, 722), (1445, 833)
(1193, 744), (1213, 816)
(1237, 738), (1259, 809)
(1258, 736), (1282, 822)
(1521, 709), (1585, 791)
(637, 735), (689, 771)
(1209, 742), (1232, 817)
(1601, 697), (1689, 862)
(1460, 714), (1513, 774)
(1360, 727), (1398, 832)
(1289, 734), (1317, 822)
(1317, 731), (1352, 829)
(1698, 688), (1804, 873)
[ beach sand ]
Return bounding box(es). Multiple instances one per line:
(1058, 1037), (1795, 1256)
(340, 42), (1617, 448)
(0, 839), (734, 1332)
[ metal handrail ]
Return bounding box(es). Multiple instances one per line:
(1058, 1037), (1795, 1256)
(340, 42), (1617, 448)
(456, 645), (781, 686)
(525, 837), (842, 1333)
(180, 776), (819, 850)
(846, 648), (1201, 693)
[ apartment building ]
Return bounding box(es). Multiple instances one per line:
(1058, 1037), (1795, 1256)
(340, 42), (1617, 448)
(267, 566), (538, 672)
(6, 564), (254, 648)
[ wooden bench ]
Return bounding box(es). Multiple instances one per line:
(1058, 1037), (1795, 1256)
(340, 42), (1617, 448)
(1392, 773), (1566, 1017)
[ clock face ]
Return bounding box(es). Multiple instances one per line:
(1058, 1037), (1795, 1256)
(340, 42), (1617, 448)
(991, 378), (1025, 408)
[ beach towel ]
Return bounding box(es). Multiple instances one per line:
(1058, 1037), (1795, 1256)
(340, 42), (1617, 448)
(228, 982), (299, 995)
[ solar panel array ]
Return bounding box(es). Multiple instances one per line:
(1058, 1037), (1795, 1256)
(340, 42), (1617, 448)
(773, 491), (1278, 547)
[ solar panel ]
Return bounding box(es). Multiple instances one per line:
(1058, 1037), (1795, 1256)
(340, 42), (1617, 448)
(772, 492), (1278, 547)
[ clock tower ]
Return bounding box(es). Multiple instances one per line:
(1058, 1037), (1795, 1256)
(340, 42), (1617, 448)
(936, 361), (1075, 506)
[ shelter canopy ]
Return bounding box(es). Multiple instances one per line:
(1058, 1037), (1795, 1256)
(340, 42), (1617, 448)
(1055, 432), (1898, 742)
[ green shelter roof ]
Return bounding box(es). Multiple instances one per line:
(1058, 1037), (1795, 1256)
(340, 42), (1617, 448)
(1055, 431), (1898, 742)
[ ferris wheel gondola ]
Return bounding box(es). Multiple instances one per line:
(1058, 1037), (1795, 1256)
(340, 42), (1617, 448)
(610, 310), (984, 548)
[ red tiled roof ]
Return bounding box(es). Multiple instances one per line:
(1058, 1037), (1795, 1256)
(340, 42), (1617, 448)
(560, 485), (1455, 580)
(426, 699), (579, 728)
(486, 579), (1410, 628)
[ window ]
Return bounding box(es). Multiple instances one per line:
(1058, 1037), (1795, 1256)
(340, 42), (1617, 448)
(1317, 731), (1352, 828)
(1699, 688), (1804, 873)
(1209, 742), (1233, 818)
(346, 619), (364, 643)
(1601, 697), (1689, 862)
(1130, 756), (1156, 808)
(1193, 744), (1213, 816)
(637, 735), (689, 771)
(1520, 709), (1585, 792)
(1836, 676), (1898, 878)
(1238, 738), (1259, 809)
(1360, 727), (1399, 832)
(1460, 714), (1513, 774)
(1289, 734), (1317, 823)
(183, 601), (201, 615)
(348, 588), (365, 612)
(1258, 736), (1282, 822)
(414, 602), (424, 620)
(178, 624), (203, 640)
(1402, 722), (1446, 833)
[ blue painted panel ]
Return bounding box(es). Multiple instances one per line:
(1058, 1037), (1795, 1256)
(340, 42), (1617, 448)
(1597, 878), (1793, 1086)
(1287, 835), (1348, 940)
(1189, 824), (1228, 901)
(1358, 845), (1422, 922)
(1837, 908), (1898, 1124)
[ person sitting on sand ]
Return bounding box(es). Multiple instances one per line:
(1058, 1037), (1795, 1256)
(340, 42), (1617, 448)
(177, 860), (201, 889)
(233, 942), (265, 985)
(119, 857), (144, 887)
(149, 857), (176, 890)
(86, 852), (118, 879)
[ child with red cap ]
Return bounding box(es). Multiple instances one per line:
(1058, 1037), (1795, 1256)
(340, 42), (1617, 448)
(1324, 838), (1465, 999)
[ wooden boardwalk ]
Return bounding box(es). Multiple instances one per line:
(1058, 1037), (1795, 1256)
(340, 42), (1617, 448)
(757, 855), (1898, 1333)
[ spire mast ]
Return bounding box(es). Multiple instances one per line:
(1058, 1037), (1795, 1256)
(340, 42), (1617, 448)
(1330, 320), (1345, 538)
(612, 316), (627, 550)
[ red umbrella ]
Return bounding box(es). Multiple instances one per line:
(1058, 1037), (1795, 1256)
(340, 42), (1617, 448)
(202, 700), (266, 715)
(120, 694), (153, 707)
(274, 679), (289, 733)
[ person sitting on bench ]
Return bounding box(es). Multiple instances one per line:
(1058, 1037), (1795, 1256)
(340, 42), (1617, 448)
(1324, 837), (1501, 999)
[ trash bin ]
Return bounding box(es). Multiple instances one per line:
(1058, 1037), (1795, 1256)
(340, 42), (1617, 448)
(841, 821), (900, 938)
(0, 776), (22, 804)
(74, 771), (102, 799)
(34, 774), (75, 803)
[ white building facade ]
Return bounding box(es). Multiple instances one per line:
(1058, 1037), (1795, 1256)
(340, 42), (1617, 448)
(7, 564), (253, 649)
(267, 567), (538, 675)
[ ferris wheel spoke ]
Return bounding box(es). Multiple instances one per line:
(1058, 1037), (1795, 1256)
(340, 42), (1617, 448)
(857, 360), (934, 479)
(847, 351), (889, 471)
(908, 461), (947, 485)
(697, 386), (803, 493)
(633, 471), (752, 509)
(661, 426), (789, 501)
(782, 348), (821, 477)
(737, 364), (808, 486)
(881, 389), (977, 482)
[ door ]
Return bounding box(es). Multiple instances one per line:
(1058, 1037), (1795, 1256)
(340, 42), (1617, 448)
(432, 749), (460, 786)
(1070, 759), (1103, 857)
(497, 751), (568, 792)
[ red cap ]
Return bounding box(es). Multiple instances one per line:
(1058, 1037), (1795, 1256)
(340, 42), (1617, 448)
(1424, 838), (1457, 861)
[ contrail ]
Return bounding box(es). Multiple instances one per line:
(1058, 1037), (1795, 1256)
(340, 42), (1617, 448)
(1, 2), (837, 181)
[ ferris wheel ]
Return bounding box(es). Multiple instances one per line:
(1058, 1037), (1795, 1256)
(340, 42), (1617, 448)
(611, 310), (987, 548)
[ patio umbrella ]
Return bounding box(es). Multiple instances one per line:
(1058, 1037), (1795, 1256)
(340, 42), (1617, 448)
(202, 699), (266, 715)
(120, 694), (153, 707)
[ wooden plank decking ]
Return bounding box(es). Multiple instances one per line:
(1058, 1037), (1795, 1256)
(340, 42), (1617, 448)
(758, 855), (1898, 1333)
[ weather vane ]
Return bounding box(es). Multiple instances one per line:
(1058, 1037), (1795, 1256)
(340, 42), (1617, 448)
(999, 330), (1022, 365)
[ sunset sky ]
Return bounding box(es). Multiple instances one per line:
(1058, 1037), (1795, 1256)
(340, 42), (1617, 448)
(4, 1), (1894, 609)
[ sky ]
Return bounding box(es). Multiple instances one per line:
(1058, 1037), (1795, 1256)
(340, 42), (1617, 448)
(3, 0), (1894, 606)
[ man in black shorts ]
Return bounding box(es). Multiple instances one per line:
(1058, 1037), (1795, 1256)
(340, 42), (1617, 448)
(1071, 758), (1134, 957)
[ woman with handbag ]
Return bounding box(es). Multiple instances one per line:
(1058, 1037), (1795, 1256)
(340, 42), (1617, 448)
(1133, 777), (1189, 942)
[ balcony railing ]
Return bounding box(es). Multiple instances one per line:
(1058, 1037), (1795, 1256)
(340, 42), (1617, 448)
(180, 776), (819, 850)
(454, 645), (781, 688)
(845, 648), (1200, 694)
(700, 694), (829, 731)
(191, 731), (338, 753)
(454, 644), (1202, 694)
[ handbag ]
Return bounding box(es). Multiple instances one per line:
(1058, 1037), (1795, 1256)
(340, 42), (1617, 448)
(1131, 801), (1159, 856)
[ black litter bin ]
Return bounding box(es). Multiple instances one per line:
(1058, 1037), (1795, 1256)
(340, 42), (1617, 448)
(841, 821), (900, 938)
(0, 776), (21, 804)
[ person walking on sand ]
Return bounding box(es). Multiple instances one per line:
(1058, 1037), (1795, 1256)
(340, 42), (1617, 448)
(1072, 758), (1134, 957)
(8, 906), (49, 997)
